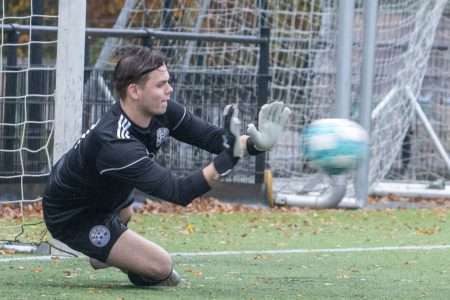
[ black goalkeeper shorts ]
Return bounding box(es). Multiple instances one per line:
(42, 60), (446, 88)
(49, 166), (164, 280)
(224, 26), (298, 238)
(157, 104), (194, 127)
(43, 198), (130, 263)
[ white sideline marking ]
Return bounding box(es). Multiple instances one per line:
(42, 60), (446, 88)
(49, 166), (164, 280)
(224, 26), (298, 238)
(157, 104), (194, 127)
(0, 255), (73, 262)
(172, 244), (450, 256)
(1, 244), (450, 262)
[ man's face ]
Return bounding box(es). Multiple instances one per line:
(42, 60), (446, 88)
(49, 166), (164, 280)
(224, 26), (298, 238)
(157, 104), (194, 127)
(135, 64), (173, 116)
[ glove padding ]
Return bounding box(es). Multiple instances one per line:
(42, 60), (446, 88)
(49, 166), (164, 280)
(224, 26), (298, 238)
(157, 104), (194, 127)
(213, 104), (242, 177)
(247, 101), (291, 152)
(222, 104), (243, 158)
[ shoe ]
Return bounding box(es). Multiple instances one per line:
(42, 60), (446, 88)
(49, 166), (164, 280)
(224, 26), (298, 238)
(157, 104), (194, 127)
(160, 269), (181, 286)
(89, 257), (110, 270)
(128, 269), (181, 287)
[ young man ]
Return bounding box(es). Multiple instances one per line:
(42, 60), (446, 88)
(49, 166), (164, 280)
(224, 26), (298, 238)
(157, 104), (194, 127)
(43, 46), (291, 287)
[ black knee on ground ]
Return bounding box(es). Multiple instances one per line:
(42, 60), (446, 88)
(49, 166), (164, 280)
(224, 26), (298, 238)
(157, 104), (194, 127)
(128, 268), (181, 287)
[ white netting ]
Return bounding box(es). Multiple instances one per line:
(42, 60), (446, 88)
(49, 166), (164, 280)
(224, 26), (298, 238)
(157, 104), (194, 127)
(0, 1), (57, 239)
(92, 0), (261, 73)
(117, 0), (448, 196)
(368, 0), (448, 186)
(2, 0), (450, 216)
(269, 0), (448, 196)
(80, 0), (450, 201)
(387, 3), (450, 182)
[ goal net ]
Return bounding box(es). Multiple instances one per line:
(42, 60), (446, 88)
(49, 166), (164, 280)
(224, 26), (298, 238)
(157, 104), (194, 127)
(268, 0), (448, 201)
(2, 0), (450, 247)
(367, 1), (450, 191)
(0, 1), (58, 243)
(83, 1), (264, 183)
(387, 4), (450, 183)
(113, 0), (449, 201)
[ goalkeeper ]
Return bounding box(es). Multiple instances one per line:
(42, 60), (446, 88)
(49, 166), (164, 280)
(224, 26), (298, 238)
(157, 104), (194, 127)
(42, 46), (291, 287)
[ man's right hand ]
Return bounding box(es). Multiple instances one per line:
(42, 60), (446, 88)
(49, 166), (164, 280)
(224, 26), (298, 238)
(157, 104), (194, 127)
(213, 104), (242, 177)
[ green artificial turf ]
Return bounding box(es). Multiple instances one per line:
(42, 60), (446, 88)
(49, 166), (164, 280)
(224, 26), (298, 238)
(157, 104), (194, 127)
(1, 208), (450, 299)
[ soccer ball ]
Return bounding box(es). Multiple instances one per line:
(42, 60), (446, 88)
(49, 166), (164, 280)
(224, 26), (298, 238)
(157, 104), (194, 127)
(302, 118), (369, 175)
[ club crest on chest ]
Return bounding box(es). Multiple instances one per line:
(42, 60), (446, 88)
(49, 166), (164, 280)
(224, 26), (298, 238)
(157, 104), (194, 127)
(156, 127), (169, 148)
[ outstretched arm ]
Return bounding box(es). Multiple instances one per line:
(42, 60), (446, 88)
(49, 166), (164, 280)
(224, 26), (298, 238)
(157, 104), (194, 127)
(165, 101), (226, 154)
(96, 105), (242, 206)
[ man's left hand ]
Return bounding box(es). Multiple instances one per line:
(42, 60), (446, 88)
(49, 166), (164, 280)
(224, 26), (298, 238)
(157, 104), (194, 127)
(247, 101), (291, 152)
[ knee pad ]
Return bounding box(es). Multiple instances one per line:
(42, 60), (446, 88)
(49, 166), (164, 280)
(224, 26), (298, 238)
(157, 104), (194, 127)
(128, 269), (181, 287)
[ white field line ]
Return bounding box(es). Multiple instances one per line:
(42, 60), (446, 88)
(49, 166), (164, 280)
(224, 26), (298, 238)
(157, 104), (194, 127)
(1, 244), (450, 263)
(0, 255), (74, 262)
(172, 244), (450, 256)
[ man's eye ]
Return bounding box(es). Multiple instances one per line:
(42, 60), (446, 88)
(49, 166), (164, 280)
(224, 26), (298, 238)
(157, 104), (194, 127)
(159, 82), (171, 88)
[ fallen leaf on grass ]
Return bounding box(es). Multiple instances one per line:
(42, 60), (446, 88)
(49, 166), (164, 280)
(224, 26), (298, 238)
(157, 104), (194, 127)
(63, 270), (79, 278)
(88, 288), (101, 294)
(0, 249), (16, 255)
(184, 268), (203, 277)
(253, 255), (271, 260)
(31, 267), (43, 273)
(184, 223), (195, 234)
(63, 271), (72, 278)
(415, 226), (440, 235)
(137, 197), (307, 214)
(336, 272), (350, 280)
(0, 201), (43, 218)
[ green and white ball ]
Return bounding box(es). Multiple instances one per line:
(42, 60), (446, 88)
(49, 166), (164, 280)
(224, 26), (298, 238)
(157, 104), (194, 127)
(303, 118), (369, 175)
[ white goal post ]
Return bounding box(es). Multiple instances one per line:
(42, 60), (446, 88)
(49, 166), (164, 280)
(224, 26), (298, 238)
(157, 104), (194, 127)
(0, 0), (85, 247)
(53, 0), (86, 162)
(1, 0), (450, 224)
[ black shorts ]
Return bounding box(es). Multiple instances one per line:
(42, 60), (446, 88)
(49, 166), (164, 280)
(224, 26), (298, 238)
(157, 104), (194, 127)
(58, 213), (128, 262)
(43, 198), (131, 262)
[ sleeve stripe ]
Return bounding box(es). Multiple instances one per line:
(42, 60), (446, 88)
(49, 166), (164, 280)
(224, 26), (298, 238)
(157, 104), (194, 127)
(117, 115), (123, 139)
(172, 107), (187, 132)
(117, 115), (131, 139)
(99, 156), (149, 175)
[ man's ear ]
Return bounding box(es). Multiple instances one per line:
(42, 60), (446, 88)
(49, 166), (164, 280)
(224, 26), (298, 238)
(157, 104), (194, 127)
(127, 83), (140, 101)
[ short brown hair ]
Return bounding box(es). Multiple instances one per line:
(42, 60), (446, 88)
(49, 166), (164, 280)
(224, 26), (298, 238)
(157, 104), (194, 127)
(113, 46), (167, 99)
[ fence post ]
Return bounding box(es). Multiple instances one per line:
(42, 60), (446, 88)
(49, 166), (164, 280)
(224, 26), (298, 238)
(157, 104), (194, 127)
(356, 0), (379, 207)
(29, 0), (44, 165)
(254, 0), (270, 184)
(3, 29), (20, 173)
(255, 26), (271, 184)
(335, 0), (355, 118)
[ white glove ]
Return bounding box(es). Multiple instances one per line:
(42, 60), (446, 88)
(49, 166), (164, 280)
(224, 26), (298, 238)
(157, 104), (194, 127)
(222, 104), (243, 158)
(214, 104), (242, 177)
(247, 101), (291, 151)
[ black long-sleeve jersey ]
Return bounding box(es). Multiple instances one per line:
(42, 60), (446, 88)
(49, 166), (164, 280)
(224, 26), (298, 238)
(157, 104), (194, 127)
(44, 100), (225, 226)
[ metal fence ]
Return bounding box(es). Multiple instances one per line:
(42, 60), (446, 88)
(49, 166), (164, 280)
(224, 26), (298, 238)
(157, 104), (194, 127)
(0, 22), (270, 202)
(0, 68), (55, 179)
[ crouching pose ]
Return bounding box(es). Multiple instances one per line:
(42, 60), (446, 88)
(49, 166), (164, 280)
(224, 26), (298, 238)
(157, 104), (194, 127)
(43, 46), (291, 287)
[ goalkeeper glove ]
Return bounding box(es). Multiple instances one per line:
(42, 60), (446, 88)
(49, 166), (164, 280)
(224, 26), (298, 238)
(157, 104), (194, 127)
(213, 104), (242, 177)
(246, 101), (291, 155)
